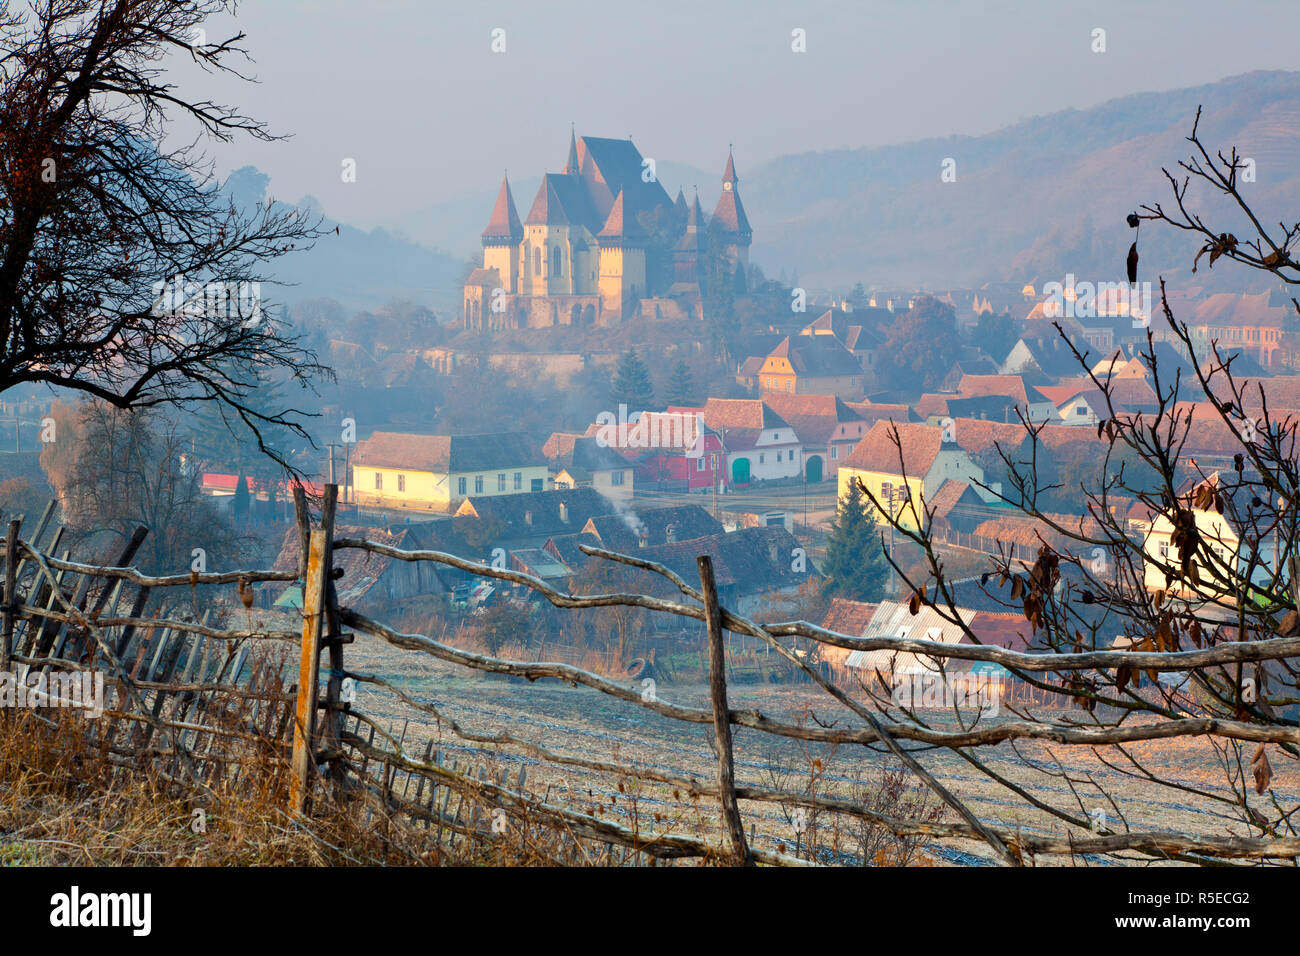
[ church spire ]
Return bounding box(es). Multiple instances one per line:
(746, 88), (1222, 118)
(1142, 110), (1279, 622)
(481, 173), (523, 243)
(712, 147), (751, 240)
(722, 144), (738, 186)
(564, 125), (579, 175)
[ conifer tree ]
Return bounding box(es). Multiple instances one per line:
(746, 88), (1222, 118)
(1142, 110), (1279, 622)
(663, 360), (696, 407)
(821, 479), (889, 601)
(610, 349), (655, 411)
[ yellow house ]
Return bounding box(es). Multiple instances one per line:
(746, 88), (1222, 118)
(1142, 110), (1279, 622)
(758, 334), (865, 399)
(350, 431), (548, 513)
(836, 421), (985, 531)
(1138, 473), (1254, 599)
(543, 432), (634, 507)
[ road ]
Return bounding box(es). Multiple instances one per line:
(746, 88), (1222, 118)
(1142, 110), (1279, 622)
(633, 480), (841, 529)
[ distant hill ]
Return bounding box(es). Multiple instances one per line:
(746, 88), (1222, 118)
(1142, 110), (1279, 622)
(741, 71), (1300, 294)
(222, 167), (465, 318)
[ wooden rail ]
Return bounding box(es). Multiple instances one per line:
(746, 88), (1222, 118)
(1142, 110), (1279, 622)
(4, 486), (1299, 866)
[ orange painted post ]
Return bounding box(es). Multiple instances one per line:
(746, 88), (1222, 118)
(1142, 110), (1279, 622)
(290, 529), (328, 815)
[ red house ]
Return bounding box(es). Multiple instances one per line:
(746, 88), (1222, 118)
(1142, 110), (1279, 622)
(585, 410), (726, 493)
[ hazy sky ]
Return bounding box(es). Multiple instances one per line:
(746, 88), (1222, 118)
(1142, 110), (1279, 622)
(179, 0), (1299, 229)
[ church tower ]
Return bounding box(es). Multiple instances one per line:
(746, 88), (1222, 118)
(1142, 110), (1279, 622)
(673, 191), (706, 287)
(597, 190), (647, 320)
(481, 173), (523, 294)
(710, 147), (752, 270)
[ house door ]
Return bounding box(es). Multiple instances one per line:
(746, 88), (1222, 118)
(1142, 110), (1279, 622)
(732, 457), (750, 485)
(805, 455), (823, 483)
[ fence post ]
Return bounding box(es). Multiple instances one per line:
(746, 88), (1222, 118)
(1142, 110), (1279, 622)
(1, 518), (19, 673)
(290, 528), (328, 815)
(697, 555), (752, 866)
(319, 484), (348, 790)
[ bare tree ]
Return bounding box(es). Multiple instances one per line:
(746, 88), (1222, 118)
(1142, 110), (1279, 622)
(0, 1), (331, 466)
(850, 108), (1300, 862)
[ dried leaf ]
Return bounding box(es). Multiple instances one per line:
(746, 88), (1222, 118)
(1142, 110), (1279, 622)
(1252, 745), (1273, 795)
(1278, 610), (1299, 636)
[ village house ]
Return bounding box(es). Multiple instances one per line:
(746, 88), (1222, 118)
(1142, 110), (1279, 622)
(956, 374), (1059, 424)
(580, 410), (726, 493)
(635, 525), (817, 619)
(837, 420), (992, 531)
(271, 525), (442, 611)
(999, 334), (1089, 382)
(1179, 292), (1290, 368)
(796, 308), (887, 388)
(761, 393), (868, 483)
(757, 334), (867, 399)
(453, 486), (614, 551)
(679, 398), (803, 486)
(350, 431), (549, 513)
(1134, 472), (1281, 600)
(577, 504), (723, 554)
(543, 433), (635, 505)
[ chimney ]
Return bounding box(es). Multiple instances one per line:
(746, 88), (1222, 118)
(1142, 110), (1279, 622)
(559, 501), (569, 524)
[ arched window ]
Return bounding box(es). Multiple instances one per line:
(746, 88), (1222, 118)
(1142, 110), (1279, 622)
(534, 246), (542, 274)
(551, 246), (562, 277)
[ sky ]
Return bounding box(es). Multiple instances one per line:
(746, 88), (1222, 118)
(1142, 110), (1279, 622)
(175, 0), (1300, 230)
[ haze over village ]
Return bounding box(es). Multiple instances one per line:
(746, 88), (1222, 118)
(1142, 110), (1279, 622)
(1, 0), (1298, 893)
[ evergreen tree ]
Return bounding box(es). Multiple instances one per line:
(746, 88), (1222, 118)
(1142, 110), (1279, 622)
(821, 479), (889, 601)
(610, 349), (655, 411)
(232, 472), (251, 524)
(663, 360), (696, 407)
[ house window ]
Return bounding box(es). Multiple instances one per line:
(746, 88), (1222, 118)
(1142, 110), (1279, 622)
(397, 474), (406, 492)
(374, 472), (383, 491)
(697, 458), (706, 472)
(1076, 406), (1086, 416)
(831, 446), (839, 460)
(531, 478), (543, 491)
(882, 481), (893, 501)
(611, 470), (625, 486)
(759, 454), (765, 464)
(458, 477), (467, 496)
(1158, 541), (1169, 559)
(497, 473), (506, 492)
(475, 475), (484, 494)
(514, 472), (522, 490)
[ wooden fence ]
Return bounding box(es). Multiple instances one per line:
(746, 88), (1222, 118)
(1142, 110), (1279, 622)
(5, 486), (1300, 866)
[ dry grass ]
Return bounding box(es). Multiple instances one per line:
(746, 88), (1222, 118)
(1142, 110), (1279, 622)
(0, 707), (740, 866)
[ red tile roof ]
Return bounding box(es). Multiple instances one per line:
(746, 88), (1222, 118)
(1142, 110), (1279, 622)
(959, 374), (1029, 403)
(842, 421), (944, 477)
(822, 598), (879, 637)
